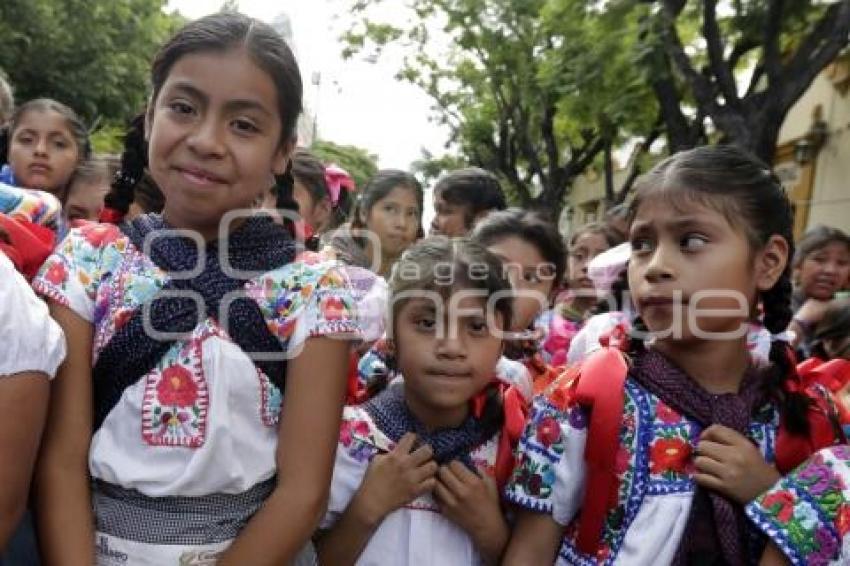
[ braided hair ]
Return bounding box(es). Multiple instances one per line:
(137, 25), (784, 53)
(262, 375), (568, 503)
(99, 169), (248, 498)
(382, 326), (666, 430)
(627, 145), (810, 434)
(101, 113), (147, 221)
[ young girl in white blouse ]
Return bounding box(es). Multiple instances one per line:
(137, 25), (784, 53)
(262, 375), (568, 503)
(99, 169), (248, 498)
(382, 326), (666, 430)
(32, 13), (359, 566)
(316, 237), (520, 565)
(0, 251), (65, 549)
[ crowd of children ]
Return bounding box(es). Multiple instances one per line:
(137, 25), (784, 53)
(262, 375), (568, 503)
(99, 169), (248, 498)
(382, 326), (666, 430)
(1, 11), (850, 566)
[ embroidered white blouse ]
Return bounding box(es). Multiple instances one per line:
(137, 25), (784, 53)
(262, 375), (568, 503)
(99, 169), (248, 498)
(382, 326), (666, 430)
(0, 252), (66, 377)
(33, 222), (360, 498)
(320, 404), (501, 565)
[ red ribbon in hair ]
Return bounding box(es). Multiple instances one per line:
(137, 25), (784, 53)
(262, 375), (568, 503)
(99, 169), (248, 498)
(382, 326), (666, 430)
(99, 207), (125, 224)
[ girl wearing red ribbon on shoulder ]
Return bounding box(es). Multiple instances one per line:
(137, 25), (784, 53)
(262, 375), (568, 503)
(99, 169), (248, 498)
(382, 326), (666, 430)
(503, 145), (847, 566)
(315, 237), (522, 565)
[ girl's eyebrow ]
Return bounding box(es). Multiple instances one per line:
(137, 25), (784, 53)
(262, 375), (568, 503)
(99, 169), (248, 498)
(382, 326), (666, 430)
(168, 81), (274, 117)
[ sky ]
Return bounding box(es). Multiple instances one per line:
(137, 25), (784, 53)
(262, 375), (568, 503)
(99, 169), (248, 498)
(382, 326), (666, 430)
(166, 0), (452, 171)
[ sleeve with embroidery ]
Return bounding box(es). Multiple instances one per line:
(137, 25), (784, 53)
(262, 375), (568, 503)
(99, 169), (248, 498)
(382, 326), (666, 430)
(319, 407), (381, 530)
(745, 444), (850, 565)
(0, 253), (66, 377)
(31, 223), (125, 321)
(0, 182), (63, 231)
(504, 394), (589, 525)
(247, 258), (361, 353)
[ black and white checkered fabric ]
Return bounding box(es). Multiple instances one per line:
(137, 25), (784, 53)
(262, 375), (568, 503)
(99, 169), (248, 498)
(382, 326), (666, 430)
(92, 478), (276, 545)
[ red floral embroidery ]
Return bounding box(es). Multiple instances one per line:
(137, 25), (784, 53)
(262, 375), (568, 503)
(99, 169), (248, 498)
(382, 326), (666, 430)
(656, 401), (681, 424)
(535, 416), (561, 447)
(157, 365), (198, 407)
(114, 308), (134, 330)
(837, 504), (850, 536)
(649, 437), (691, 474)
(340, 418), (370, 447)
(81, 223), (119, 248)
(44, 261), (67, 285)
(761, 490), (795, 523)
(321, 296), (346, 321)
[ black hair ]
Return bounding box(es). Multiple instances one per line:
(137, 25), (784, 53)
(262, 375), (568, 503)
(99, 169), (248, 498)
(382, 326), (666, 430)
(793, 225), (850, 268)
(102, 12), (303, 230)
(0, 98), (91, 198)
(132, 172), (165, 215)
(434, 167), (507, 227)
(471, 207), (568, 290)
(627, 144), (811, 435)
(350, 169), (423, 235)
(291, 148), (352, 231)
(569, 221), (624, 249)
(383, 236), (512, 435)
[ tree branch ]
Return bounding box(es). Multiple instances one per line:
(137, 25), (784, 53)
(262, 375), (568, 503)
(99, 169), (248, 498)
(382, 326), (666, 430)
(782, 1), (850, 110)
(614, 121), (663, 204)
(658, 3), (721, 117)
(763, 0), (785, 85)
(703, 0), (739, 107)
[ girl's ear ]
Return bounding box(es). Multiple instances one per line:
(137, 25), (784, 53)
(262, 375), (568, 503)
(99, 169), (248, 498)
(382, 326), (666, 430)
(273, 138), (295, 176)
(756, 235), (790, 292)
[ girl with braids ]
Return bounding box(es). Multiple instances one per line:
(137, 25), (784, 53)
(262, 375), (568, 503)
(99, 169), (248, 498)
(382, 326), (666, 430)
(0, 98), (90, 200)
(316, 237), (518, 565)
(32, 13), (361, 566)
(503, 145), (847, 565)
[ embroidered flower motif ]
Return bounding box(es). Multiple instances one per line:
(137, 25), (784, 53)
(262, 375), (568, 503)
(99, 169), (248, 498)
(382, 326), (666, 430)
(535, 416), (561, 447)
(837, 504), (850, 537)
(157, 365), (198, 407)
(761, 490), (796, 523)
(340, 418), (370, 447)
(655, 401), (681, 424)
(44, 261), (68, 286)
(81, 223), (119, 248)
(649, 437), (691, 475)
(321, 295), (347, 321)
(798, 462), (834, 496)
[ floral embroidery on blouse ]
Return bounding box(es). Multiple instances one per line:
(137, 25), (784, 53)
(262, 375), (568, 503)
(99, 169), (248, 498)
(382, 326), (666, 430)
(746, 444), (850, 565)
(506, 376), (782, 565)
(34, 224), (361, 449)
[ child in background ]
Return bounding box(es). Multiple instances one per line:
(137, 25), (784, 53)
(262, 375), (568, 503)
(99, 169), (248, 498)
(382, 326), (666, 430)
(539, 223), (623, 365)
(33, 13), (360, 565)
(788, 225), (850, 357)
(430, 167), (506, 237)
(328, 169), (422, 277)
(0, 98), (89, 200)
(504, 145), (846, 565)
(65, 159), (111, 225)
(316, 237), (515, 565)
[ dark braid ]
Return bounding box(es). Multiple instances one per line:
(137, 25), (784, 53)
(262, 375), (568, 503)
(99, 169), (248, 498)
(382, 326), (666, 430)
(274, 159), (299, 240)
(103, 113), (147, 220)
(761, 262), (811, 435)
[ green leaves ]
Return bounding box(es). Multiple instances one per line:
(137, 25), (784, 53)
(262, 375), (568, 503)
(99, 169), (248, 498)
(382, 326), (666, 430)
(0, 0), (184, 134)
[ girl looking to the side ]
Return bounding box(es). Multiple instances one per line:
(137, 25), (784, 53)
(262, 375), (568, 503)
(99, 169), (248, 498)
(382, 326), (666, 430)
(503, 145), (846, 565)
(33, 13), (360, 566)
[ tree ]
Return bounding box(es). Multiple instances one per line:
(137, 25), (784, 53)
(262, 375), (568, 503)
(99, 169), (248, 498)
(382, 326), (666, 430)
(341, 0), (659, 215)
(0, 0), (184, 129)
(310, 139), (380, 190)
(635, 0), (850, 163)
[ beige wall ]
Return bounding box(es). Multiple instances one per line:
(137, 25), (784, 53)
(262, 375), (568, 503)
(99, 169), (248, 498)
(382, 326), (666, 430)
(777, 58), (850, 233)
